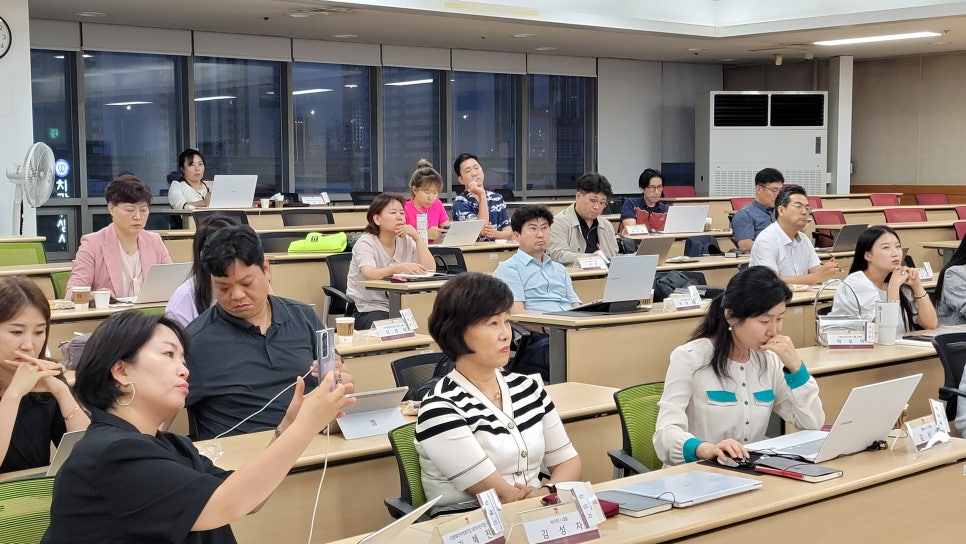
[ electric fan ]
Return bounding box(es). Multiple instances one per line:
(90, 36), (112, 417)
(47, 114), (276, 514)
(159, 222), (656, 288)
(6, 142), (55, 234)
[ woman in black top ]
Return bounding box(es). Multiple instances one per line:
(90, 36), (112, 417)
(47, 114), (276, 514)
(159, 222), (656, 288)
(43, 311), (354, 544)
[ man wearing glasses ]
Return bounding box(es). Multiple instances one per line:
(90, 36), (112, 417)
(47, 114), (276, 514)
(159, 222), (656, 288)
(731, 168), (785, 250)
(750, 184), (840, 285)
(620, 168), (669, 230)
(548, 172), (619, 266)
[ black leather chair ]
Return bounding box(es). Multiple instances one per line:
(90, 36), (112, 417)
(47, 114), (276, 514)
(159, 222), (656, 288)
(194, 209), (249, 227)
(494, 188), (519, 202)
(281, 209), (335, 227)
(429, 247), (467, 274)
(350, 191), (380, 205)
(258, 232), (304, 253)
(390, 353), (451, 401)
(322, 253), (355, 325)
(930, 332), (966, 422)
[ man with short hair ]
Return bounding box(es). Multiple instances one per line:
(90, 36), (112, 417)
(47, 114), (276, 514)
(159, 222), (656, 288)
(184, 224), (351, 439)
(749, 185), (840, 285)
(731, 168), (785, 250)
(547, 172), (619, 266)
(452, 153), (512, 241)
(620, 168), (669, 229)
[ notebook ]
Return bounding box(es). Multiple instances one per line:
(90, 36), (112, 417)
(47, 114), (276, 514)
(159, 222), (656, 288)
(357, 495), (441, 543)
(207, 175), (258, 209)
(815, 223), (868, 253)
(548, 254), (658, 315)
(747, 373), (922, 463)
(334, 386), (408, 440)
(8, 429), (86, 480)
(635, 236), (675, 265)
(435, 220), (485, 247)
(596, 490), (672, 517)
(657, 205), (709, 234)
(617, 471), (762, 508)
(115, 262), (192, 304)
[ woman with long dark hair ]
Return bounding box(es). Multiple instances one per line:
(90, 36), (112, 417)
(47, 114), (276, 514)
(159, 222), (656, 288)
(934, 235), (966, 326)
(166, 214), (241, 327)
(653, 266), (824, 466)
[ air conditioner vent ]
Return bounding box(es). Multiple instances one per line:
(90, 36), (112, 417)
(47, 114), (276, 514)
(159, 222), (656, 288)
(713, 94), (767, 127)
(771, 94), (825, 127)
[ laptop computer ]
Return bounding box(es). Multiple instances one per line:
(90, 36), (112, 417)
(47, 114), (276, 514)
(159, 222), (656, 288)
(357, 495), (441, 543)
(435, 220), (485, 247)
(635, 236), (675, 265)
(618, 471), (761, 508)
(208, 175), (258, 209)
(115, 262), (192, 304)
(747, 373), (922, 463)
(815, 223), (868, 253)
(334, 386), (408, 439)
(8, 430), (86, 480)
(548, 254), (659, 315)
(657, 205), (709, 234)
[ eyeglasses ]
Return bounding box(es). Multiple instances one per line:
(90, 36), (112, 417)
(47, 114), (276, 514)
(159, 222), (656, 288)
(760, 185), (783, 194)
(524, 225), (550, 235)
(580, 195), (608, 208)
(644, 185), (663, 191)
(116, 206), (150, 216)
(787, 202), (812, 213)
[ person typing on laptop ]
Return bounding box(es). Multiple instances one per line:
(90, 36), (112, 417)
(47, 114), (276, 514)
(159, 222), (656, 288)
(547, 172), (619, 266)
(731, 168), (783, 251)
(749, 184), (840, 285)
(452, 153), (512, 241)
(346, 193), (436, 330)
(653, 266), (824, 466)
(183, 224), (353, 440)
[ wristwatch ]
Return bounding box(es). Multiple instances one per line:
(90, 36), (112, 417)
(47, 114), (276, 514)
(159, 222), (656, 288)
(541, 483), (556, 493)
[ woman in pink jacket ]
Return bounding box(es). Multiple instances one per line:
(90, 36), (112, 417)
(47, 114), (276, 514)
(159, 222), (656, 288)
(66, 175), (172, 299)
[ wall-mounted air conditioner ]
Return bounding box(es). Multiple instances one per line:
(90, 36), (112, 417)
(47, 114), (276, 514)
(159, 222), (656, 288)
(695, 91), (828, 197)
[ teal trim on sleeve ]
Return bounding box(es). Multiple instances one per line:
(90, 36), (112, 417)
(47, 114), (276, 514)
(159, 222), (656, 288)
(683, 437), (702, 463)
(753, 389), (776, 403)
(784, 363), (811, 389)
(706, 390), (737, 403)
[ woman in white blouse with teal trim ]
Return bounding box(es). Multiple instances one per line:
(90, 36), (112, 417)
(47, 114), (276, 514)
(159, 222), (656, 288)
(653, 266), (825, 466)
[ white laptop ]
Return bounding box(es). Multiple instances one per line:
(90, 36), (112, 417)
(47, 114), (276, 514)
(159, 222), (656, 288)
(747, 373), (922, 463)
(358, 496), (441, 543)
(618, 471), (761, 508)
(658, 205), (709, 234)
(635, 236), (676, 265)
(335, 386), (408, 440)
(115, 262), (192, 304)
(208, 175), (258, 209)
(549, 254), (659, 315)
(815, 223), (868, 253)
(9, 429), (86, 480)
(435, 220), (485, 247)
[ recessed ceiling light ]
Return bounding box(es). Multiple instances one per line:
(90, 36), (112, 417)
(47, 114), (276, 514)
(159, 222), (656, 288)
(385, 79), (434, 87)
(534, 46), (556, 51)
(814, 31), (941, 46)
(82, 54), (93, 58)
(106, 101), (152, 106)
(512, 33), (536, 39)
(194, 95), (236, 102)
(332, 34), (357, 39)
(75, 11), (106, 17)
(292, 88), (333, 95)
(54, 55), (65, 59)
(344, 84), (358, 89)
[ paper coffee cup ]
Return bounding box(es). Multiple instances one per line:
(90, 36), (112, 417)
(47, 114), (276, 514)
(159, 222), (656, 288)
(93, 290), (111, 309)
(71, 286), (92, 310)
(260, 198), (271, 209)
(335, 317), (355, 338)
(875, 301), (901, 346)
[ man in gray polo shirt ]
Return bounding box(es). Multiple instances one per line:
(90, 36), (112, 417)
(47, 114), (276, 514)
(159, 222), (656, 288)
(731, 168), (784, 250)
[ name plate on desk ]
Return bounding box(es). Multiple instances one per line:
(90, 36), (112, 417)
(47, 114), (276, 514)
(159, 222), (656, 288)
(437, 510), (506, 544)
(671, 286), (703, 311)
(624, 225), (649, 236)
(514, 503), (600, 544)
(826, 322), (874, 349)
(373, 318), (415, 341)
(918, 262), (934, 282)
(576, 257), (608, 271)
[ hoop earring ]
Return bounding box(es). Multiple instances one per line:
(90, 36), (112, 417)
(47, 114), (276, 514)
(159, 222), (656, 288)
(116, 381), (136, 407)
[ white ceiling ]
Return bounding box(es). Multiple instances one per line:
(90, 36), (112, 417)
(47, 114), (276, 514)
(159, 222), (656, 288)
(25, 0), (966, 64)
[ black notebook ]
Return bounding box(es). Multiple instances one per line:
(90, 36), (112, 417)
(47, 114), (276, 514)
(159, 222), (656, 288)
(596, 490), (672, 518)
(753, 455), (843, 483)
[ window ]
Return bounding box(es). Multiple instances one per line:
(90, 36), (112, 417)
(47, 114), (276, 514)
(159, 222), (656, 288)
(292, 63), (372, 193)
(451, 72), (517, 190)
(195, 57), (283, 195)
(32, 50), (78, 199)
(83, 52), (182, 197)
(527, 75), (591, 190)
(382, 67), (442, 193)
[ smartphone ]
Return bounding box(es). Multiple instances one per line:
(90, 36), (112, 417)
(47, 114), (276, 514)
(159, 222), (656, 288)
(316, 328), (337, 391)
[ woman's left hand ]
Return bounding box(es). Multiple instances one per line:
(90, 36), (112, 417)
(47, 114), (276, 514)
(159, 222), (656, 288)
(760, 335), (801, 372)
(0, 352), (67, 395)
(396, 224), (420, 240)
(900, 266), (922, 288)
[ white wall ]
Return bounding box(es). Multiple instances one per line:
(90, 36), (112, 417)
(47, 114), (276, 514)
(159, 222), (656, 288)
(0, 1), (36, 235)
(661, 62), (723, 163)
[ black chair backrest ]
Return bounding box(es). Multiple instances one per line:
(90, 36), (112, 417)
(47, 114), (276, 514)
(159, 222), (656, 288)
(258, 232), (305, 253)
(194, 209), (249, 226)
(281, 209), (335, 227)
(145, 211), (184, 230)
(429, 247), (467, 274)
(324, 253), (353, 314)
(931, 332), (966, 420)
(494, 188), (518, 202)
(391, 353), (451, 401)
(350, 191), (380, 205)
(604, 197), (624, 215)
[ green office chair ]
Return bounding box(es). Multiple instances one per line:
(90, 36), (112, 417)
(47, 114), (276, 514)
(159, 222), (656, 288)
(385, 422), (426, 519)
(607, 382), (665, 477)
(51, 271), (70, 299)
(0, 476), (56, 544)
(137, 306), (166, 316)
(0, 242), (46, 266)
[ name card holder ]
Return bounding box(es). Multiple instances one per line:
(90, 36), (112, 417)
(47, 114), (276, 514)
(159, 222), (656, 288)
(431, 510), (507, 544)
(904, 399), (952, 455)
(671, 286), (703, 311)
(373, 317), (416, 341)
(506, 502), (600, 544)
(624, 225), (649, 236)
(917, 262), (934, 282)
(826, 322), (875, 349)
(576, 257), (608, 271)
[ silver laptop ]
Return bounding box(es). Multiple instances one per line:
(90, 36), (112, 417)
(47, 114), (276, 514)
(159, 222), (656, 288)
(116, 262), (192, 304)
(208, 175), (258, 209)
(9, 429), (86, 480)
(815, 223), (868, 253)
(635, 236), (676, 264)
(658, 205), (709, 234)
(358, 495), (441, 543)
(747, 373), (922, 463)
(619, 471), (761, 508)
(550, 254), (659, 315)
(435, 220), (485, 247)
(335, 386), (408, 440)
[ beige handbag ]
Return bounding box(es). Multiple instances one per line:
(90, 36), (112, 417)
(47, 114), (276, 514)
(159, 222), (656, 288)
(814, 279), (870, 347)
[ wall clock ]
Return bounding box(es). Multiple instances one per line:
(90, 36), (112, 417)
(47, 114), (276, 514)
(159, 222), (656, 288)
(0, 16), (10, 60)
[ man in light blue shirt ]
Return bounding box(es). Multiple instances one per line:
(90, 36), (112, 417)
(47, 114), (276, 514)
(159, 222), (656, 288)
(731, 168), (784, 250)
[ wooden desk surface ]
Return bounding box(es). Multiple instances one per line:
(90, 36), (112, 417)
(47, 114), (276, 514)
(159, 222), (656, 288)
(0, 236), (45, 243)
(0, 262), (71, 275)
(329, 438), (966, 544)
(334, 333), (433, 356)
(922, 239), (959, 250)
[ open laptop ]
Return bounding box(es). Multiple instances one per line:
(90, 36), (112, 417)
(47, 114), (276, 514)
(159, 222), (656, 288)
(657, 205), (709, 234)
(208, 175), (258, 209)
(435, 220), (485, 247)
(815, 223), (868, 253)
(548, 254), (658, 315)
(115, 262), (192, 304)
(635, 236), (675, 264)
(618, 471), (761, 508)
(8, 430), (86, 480)
(747, 373), (922, 463)
(357, 496), (441, 543)
(334, 386), (408, 439)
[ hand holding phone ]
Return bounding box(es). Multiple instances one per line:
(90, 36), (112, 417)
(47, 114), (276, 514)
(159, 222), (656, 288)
(316, 328), (338, 391)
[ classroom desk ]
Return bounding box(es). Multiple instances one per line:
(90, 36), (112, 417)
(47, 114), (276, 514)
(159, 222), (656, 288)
(0, 235), (45, 243)
(158, 226), (364, 262)
(835, 204), (960, 224)
(624, 229), (737, 255)
(183, 206), (372, 230)
(820, 221), (952, 272)
(328, 438), (966, 544)
(47, 304), (164, 362)
(922, 239), (959, 266)
(336, 333), (434, 393)
(198, 382), (619, 543)
(0, 262), (71, 300)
